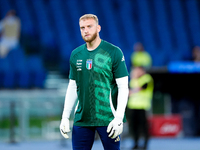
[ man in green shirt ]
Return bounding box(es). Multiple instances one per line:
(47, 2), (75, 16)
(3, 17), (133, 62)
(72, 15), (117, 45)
(60, 14), (129, 150)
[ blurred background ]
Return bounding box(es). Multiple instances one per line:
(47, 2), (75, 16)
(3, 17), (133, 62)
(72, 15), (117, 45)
(0, 0), (200, 149)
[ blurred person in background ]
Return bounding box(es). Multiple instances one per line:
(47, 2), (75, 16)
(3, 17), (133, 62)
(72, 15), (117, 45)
(131, 42), (152, 70)
(192, 46), (200, 62)
(0, 9), (21, 58)
(59, 14), (129, 150)
(127, 67), (154, 150)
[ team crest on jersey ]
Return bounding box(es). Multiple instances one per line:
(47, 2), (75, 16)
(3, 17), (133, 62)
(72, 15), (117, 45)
(86, 59), (92, 70)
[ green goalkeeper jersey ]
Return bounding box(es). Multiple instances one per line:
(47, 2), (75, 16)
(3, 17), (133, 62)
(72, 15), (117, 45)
(69, 40), (129, 126)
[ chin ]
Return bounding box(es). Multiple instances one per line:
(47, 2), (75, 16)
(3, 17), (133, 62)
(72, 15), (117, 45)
(83, 38), (93, 43)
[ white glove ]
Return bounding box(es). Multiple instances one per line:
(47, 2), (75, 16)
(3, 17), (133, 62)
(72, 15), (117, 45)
(60, 118), (70, 139)
(107, 117), (123, 139)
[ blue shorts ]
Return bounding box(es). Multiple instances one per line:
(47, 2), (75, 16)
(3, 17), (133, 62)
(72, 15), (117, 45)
(72, 126), (120, 150)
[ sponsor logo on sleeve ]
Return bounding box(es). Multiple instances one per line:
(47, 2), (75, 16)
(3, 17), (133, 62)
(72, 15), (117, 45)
(121, 56), (125, 61)
(76, 60), (82, 71)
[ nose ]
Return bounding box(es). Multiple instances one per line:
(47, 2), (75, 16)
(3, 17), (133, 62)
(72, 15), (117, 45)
(84, 27), (89, 33)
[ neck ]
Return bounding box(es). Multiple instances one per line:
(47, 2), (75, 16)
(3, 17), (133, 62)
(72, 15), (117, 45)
(86, 36), (101, 51)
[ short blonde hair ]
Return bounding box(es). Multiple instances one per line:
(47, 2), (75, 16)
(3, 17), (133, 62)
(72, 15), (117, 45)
(79, 14), (99, 24)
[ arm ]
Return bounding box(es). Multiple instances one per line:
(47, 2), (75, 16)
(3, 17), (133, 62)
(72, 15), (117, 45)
(107, 76), (129, 139)
(115, 76), (129, 120)
(62, 79), (78, 118)
(129, 83), (147, 95)
(60, 79), (78, 138)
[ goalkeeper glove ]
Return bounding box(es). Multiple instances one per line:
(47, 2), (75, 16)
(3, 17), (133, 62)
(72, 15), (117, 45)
(60, 118), (70, 139)
(107, 117), (123, 139)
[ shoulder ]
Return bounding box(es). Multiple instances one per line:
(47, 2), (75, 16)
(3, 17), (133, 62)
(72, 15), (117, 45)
(141, 74), (153, 82)
(102, 40), (121, 51)
(101, 40), (123, 59)
(142, 51), (152, 58)
(16, 17), (21, 23)
(71, 44), (86, 58)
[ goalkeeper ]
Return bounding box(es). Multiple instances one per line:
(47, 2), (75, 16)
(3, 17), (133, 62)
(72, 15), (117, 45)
(60, 14), (129, 150)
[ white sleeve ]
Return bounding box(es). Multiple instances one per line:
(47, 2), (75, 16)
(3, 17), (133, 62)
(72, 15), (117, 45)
(115, 76), (129, 120)
(62, 79), (78, 119)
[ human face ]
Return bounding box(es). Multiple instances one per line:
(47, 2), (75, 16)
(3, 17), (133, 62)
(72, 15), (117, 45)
(132, 67), (145, 78)
(79, 18), (100, 43)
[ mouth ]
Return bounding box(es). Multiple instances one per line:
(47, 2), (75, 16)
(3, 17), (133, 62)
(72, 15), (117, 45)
(85, 34), (90, 37)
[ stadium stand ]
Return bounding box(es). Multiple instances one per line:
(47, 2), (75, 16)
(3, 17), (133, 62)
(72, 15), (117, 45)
(0, 55), (14, 88)
(0, 0), (200, 88)
(7, 46), (29, 88)
(26, 55), (47, 88)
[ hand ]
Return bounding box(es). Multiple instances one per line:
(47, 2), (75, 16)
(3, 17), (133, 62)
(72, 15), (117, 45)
(60, 118), (70, 138)
(107, 117), (123, 139)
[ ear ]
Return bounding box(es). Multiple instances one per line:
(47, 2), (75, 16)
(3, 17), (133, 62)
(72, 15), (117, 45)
(97, 25), (101, 32)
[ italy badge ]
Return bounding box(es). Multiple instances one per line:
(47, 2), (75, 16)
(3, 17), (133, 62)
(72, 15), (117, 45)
(86, 59), (92, 70)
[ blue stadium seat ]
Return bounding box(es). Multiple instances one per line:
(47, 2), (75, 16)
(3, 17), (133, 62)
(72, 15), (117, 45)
(14, 0), (35, 37)
(169, 0), (191, 60)
(26, 55), (46, 88)
(116, 0), (139, 49)
(32, 0), (55, 48)
(97, 0), (123, 48)
(1, 0), (200, 71)
(0, 57), (14, 88)
(153, 0), (174, 56)
(0, 0), (11, 18)
(184, 0), (200, 46)
(7, 46), (29, 88)
(136, 0), (157, 51)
